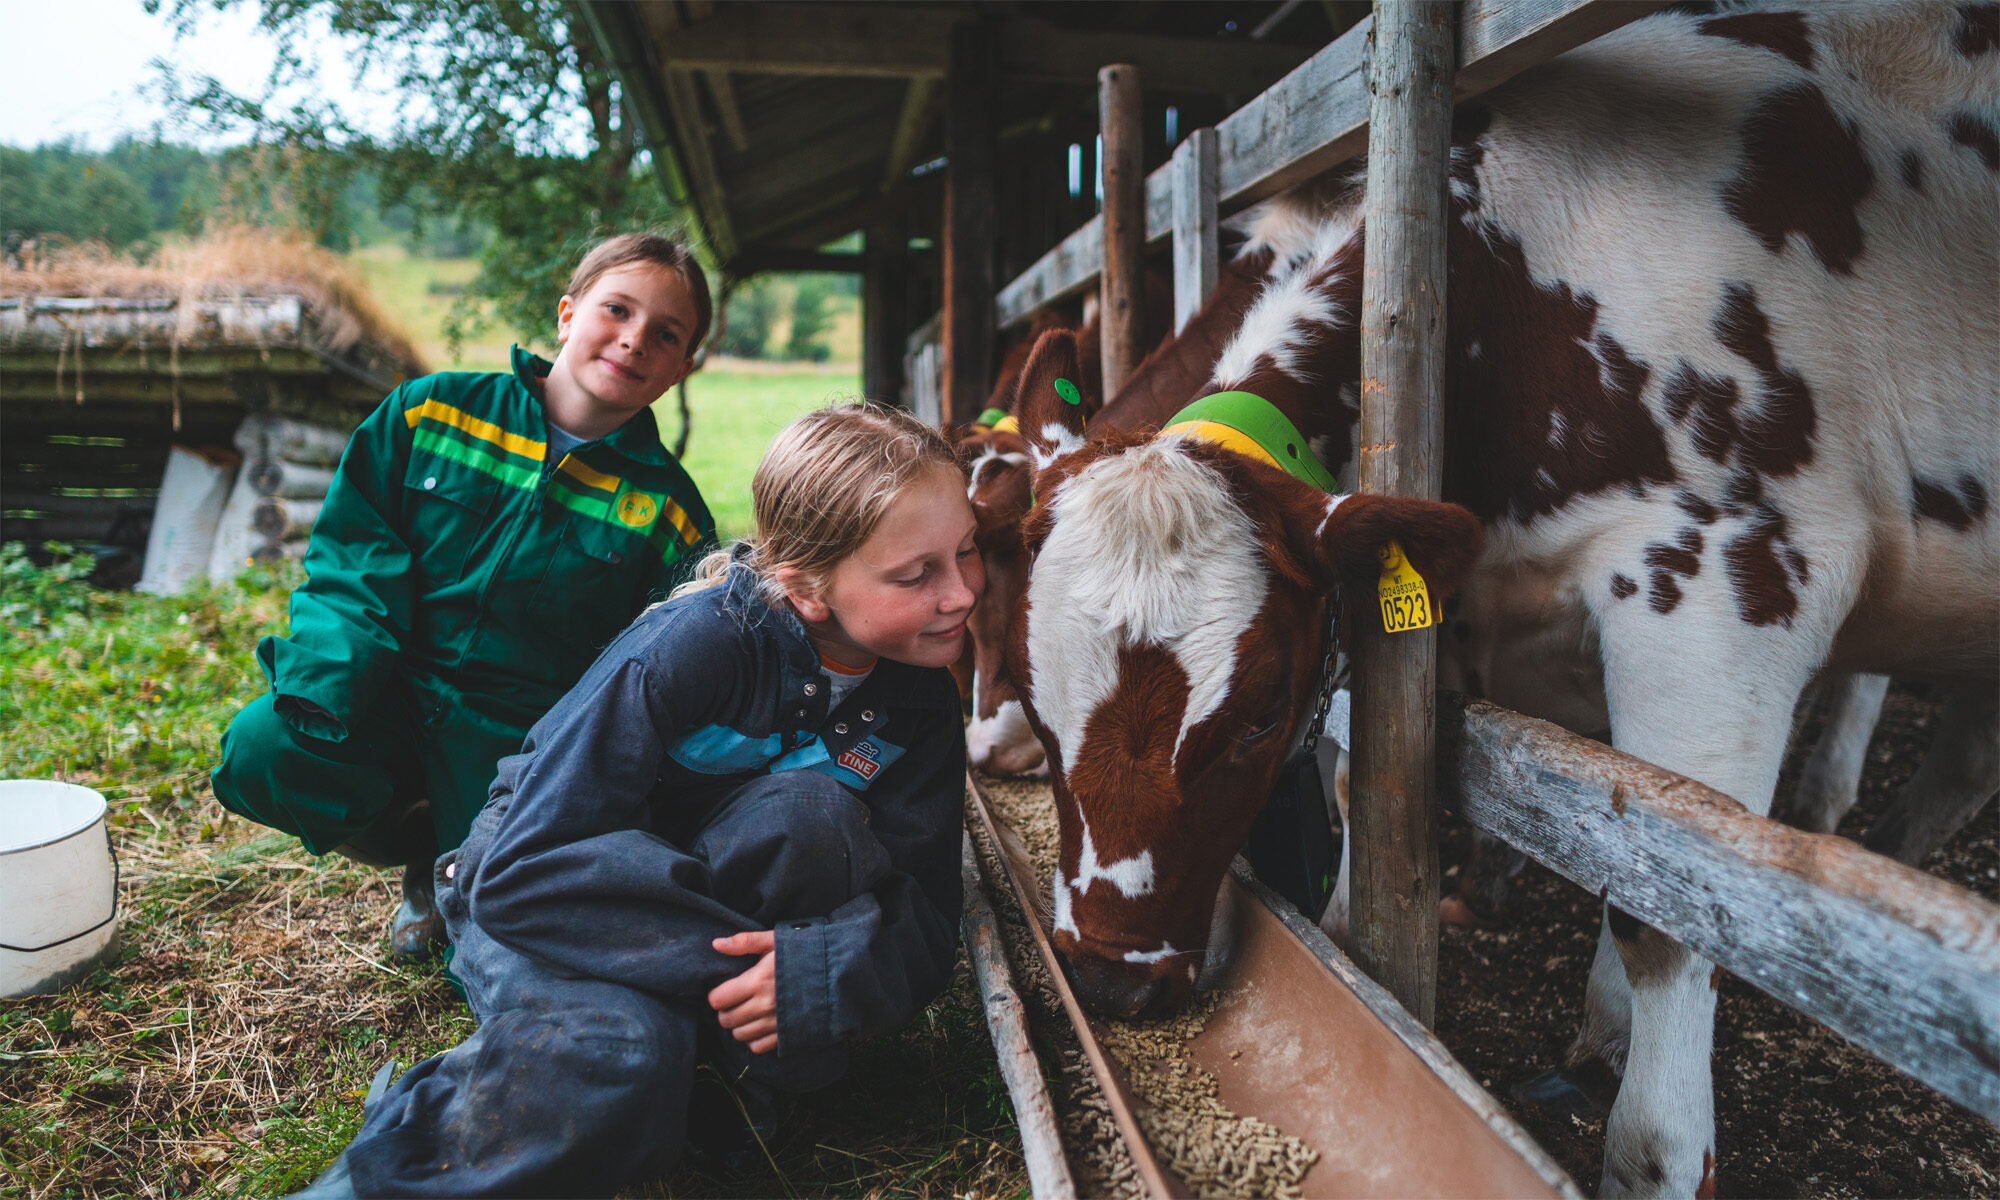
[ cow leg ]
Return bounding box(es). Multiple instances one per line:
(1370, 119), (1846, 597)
(1512, 906), (1633, 1119)
(1589, 608), (1816, 1199)
(1316, 741), (1351, 948)
(1862, 682), (1999, 865)
(1775, 672), (1889, 833)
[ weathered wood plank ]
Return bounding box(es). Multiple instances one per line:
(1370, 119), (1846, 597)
(996, 0), (1659, 329)
(1170, 128), (1220, 335)
(658, 67), (739, 263)
(1099, 64), (1146, 399)
(1438, 694), (2000, 1121)
(959, 834), (1077, 1200)
(1348, 0), (1455, 1030)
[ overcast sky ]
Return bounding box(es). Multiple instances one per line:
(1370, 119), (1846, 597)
(0, 0), (400, 149)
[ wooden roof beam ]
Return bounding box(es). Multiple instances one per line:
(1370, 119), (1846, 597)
(881, 78), (942, 192)
(679, 1), (750, 153)
(658, 4), (1312, 93)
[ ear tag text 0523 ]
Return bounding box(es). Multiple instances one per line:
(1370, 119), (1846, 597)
(1053, 377), (1082, 406)
(1376, 539), (1435, 633)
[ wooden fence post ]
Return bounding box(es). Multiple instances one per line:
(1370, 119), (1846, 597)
(1170, 127), (1220, 334)
(943, 23), (996, 427)
(1098, 63), (1145, 397)
(1348, 0), (1456, 1027)
(863, 219), (909, 406)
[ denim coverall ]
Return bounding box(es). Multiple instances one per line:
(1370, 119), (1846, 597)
(316, 565), (967, 1197)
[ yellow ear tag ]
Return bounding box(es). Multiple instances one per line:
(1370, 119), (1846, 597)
(1376, 539), (1436, 633)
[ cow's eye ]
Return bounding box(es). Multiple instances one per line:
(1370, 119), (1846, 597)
(1242, 719), (1278, 743)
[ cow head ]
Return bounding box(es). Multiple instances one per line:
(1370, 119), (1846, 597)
(1004, 328), (1483, 1016)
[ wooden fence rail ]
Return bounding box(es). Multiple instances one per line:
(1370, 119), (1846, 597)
(1439, 693), (2000, 1121)
(993, 0), (1664, 329)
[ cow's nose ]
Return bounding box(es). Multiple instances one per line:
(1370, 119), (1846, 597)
(1066, 955), (1168, 1018)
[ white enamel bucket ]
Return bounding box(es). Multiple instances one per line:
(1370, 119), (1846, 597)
(0, 781), (121, 997)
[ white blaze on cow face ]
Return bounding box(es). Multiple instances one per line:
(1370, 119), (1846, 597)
(966, 447), (1029, 497)
(1071, 821), (1155, 899)
(1029, 423), (1086, 472)
(1024, 440), (1269, 776)
(1123, 942), (1179, 965)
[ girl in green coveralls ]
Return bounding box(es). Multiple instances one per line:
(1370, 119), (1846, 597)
(211, 233), (718, 959)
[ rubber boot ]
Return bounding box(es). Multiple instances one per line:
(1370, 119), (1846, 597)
(285, 1061), (397, 1199)
(389, 859), (446, 962)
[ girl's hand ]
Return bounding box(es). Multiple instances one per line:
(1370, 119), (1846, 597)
(709, 931), (779, 1054)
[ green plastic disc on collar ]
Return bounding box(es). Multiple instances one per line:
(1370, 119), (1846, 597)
(1162, 390), (1340, 493)
(974, 407), (1008, 428)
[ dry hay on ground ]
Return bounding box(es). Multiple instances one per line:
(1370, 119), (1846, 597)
(0, 227), (425, 373)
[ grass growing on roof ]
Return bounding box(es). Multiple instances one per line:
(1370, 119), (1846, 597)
(0, 550), (1024, 1198)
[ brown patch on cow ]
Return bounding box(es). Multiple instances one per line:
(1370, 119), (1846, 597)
(1900, 149), (1926, 192)
(1912, 473), (1991, 530)
(1650, 571), (1684, 614)
(1676, 490), (1720, 524)
(1955, 4), (2000, 56)
(1699, 10), (1815, 70)
(1712, 283), (1817, 478)
(1726, 508), (1807, 627)
(1947, 111), (2000, 172)
(1662, 362), (1745, 465)
(1697, 1150), (1718, 1199)
(1447, 221), (1678, 523)
(1610, 573), (1638, 600)
(1646, 528), (1705, 579)
(1612, 917), (1685, 984)
(1722, 85), (1873, 274)
(1710, 964), (1725, 991)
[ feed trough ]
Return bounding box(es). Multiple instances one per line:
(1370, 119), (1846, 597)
(963, 773), (1578, 1198)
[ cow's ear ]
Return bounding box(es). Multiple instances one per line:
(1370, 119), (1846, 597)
(1279, 485), (1484, 600)
(1013, 328), (1092, 485)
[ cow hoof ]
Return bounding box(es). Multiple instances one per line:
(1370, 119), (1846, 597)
(1439, 893), (1497, 930)
(1511, 1063), (1616, 1119)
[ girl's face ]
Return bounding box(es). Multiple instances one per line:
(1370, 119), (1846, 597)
(555, 263), (699, 420)
(795, 466), (985, 670)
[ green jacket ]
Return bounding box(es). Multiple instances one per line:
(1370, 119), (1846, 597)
(260, 346), (715, 742)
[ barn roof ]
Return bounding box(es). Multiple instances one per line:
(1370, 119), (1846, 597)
(577, 1), (1354, 275)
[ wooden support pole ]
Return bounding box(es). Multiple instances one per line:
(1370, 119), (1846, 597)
(863, 219), (910, 406)
(942, 24), (997, 428)
(1348, 0), (1456, 1028)
(1098, 63), (1146, 397)
(1169, 127), (1220, 335)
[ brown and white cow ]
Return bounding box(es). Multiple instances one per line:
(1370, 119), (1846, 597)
(1005, 5), (1998, 1196)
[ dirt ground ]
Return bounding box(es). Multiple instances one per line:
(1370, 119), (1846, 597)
(1431, 681), (2000, 1197)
